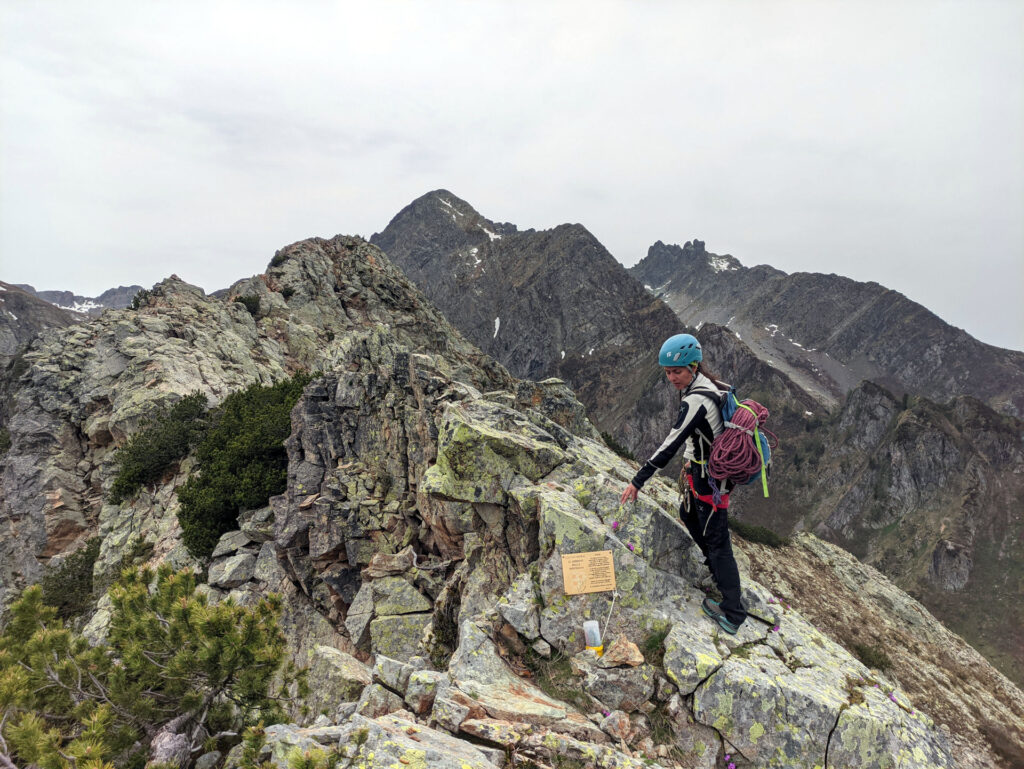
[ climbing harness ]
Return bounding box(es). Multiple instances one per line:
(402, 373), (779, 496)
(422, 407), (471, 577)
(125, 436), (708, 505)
(687, 473), (729, 512)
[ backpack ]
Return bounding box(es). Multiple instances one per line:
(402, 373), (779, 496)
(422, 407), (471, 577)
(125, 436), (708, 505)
(690, 382), (776, 497)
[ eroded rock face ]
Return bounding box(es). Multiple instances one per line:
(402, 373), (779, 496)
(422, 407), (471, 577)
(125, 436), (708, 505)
(0, 236), (505, 609)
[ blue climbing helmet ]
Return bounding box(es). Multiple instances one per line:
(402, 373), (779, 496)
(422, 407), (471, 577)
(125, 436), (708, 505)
(658, 333), (702, 367)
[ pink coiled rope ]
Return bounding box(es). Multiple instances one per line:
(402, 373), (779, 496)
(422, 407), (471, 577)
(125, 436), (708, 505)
(709, 399), (779, 485)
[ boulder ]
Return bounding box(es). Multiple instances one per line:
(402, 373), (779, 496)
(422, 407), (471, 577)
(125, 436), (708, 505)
(355, 683), (404, 719)
(369, 613), (431, 658)
(211, 529), (256, 559)
(572, 650), (656, 713)
(405, 669), (449, 715)
(208, 552), (256, 588)
(372, 655), (415, 694)
(497, 571), (541, 641)
(370, 575), (432, 615)
(305, 645), (371, 717)
(337, 714), (501, 768)
(344, 582), (373, 648)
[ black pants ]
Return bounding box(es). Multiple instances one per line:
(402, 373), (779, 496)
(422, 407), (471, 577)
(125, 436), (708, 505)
(681, 469), (746, 626)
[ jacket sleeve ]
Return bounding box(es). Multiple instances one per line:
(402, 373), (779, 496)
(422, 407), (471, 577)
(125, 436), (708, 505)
(630, 399), (709, 490)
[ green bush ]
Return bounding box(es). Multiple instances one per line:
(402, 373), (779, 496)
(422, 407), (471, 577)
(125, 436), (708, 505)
(269, 252), (288, 268)
(235, 295), (260, 316)
(39, 537), (101, 620)
(729, 518), (790, 548)
(0, 566), (294, 769)
(850, 641), (893, 671)
(129, 288), (151, 310)
(108, 392), (209, 504)
(601, 431), (636, 462)
(177, 373), (312, 558)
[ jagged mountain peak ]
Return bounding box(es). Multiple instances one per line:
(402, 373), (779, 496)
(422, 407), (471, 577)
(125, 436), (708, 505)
(373, 191), (518, 261)
(631, 240), (1024, 417)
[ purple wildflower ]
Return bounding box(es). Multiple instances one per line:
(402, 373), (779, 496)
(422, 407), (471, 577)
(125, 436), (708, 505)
(602, 709), (610, 717)
(728, 764), (736, 769)
(772, 625), (780, 632)
(627, 542), (635, 551)
(611, 520), (620, 530)
(724, 755), (731, 762)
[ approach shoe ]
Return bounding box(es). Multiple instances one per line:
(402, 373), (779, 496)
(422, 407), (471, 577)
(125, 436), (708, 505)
(701, 596), (724, 619)
(701, 597), (740, 635)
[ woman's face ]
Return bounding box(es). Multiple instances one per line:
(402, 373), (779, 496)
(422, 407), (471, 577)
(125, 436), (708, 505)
(664, 365), (694, 390)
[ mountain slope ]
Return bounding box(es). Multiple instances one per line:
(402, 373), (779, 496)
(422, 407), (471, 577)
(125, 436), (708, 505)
(371, 194), (1024, 690)
(371, 190), (818, 465)
(630, 240), (1024, 417)
(0, 235), (1020, 767)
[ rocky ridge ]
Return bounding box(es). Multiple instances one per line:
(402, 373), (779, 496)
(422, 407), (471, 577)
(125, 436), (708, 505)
(369, 195), (1024, 690)
(629, 240), (1024, 418)
(2, 236), (1013, 766)
(0, 238), (506, 608)
(370, 189), (684, 461)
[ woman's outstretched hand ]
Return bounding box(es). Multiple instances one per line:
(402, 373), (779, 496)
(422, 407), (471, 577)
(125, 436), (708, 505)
(620, 484), (639, 504)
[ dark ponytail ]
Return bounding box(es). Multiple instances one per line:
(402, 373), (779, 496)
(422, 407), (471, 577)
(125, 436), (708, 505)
(696, 361), (728, 390)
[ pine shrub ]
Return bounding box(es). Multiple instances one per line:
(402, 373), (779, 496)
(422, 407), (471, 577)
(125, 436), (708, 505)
(129, 288), (151, 310)
(235, 295), (260, 316)
(39, 537), (101, 620)
(0, 566), (294, 769)
(601, 431), (636, 462)
(108, 392), (209, 504)
(177, 373), (312, 558)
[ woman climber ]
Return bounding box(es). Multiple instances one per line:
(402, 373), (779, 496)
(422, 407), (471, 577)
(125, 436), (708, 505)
(619, 333), (747, 634)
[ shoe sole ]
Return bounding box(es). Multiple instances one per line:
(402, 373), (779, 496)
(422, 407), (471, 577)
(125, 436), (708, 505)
(717, 616), (740, 635)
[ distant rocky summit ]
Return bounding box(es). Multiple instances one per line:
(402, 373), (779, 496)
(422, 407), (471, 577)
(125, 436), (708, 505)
(3, 236), (1020, 767)
(371, 189), (686, 461)
(15, 282), (144, 316)
(629, 240), (1024, 417)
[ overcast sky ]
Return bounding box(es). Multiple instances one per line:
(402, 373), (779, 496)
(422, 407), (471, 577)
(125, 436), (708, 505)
(2, 1), (1022, 350)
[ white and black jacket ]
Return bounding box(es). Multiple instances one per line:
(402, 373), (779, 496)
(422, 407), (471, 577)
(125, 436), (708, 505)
(630, 372), (725, 490)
